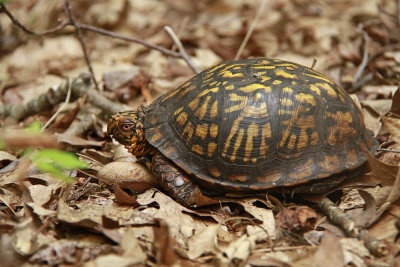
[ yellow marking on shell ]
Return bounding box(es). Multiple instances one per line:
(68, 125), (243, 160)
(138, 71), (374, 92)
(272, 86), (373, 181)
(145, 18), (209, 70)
(194, 95), (212, 120)
(310, 131), (319, 145)
(286, 66), (295, 71)
(176, 112), (188, 126)
(177, 85), (196, 100)
(291, 80), (298, 86)
(173, 106), (184, 116)
(275, 68), (298, 79)
(228, 174), (248, 182)
(304, 72), (335, 85)
(278, 109), (292, 115)
(210, 101), (218, 119)
(273, 80), (282, 85)
(202, 71), (214, 80)
(280, 98), (293, 106)
(260, 122), (271, 158)
(225, 93), (247, 113)
(346, 148), (358, 163)
(210, 123), (218, 138)
(253, 93), (262, 102)
(279, 105), (304, 148)
(191, 144), (203, 155)
(242, 102), (269, 118)
(316, 82), (337, 98)
(195, 123), (208, 140)
(208, 166), (220, 177)
(239, 83), (272, 93)
(296, 115), (315, 130)
(325, 111), (356, 145)
(225, 84), (235, 90)
(295, 93), (316, 106)
(252, 158), (257, 164)
(243, 122), (259, 162)
(297, 129), (308, 150)
(207, 142), (217, 157)
(209, 63), (226, 72)
(253, 65), (276, 70)
(149, 128), (163, 143)
(288, 134), (297, 149)
(223, 116), (242, 155)
(198, 87), (219, 97)
(310, 84), (321, 95)
(188, 98), (200, 111)
(274, 63), (298, 68)
(260, 76), (272, 83)
(163, 146), (177, 157)
(319, 154), (340, 172)
(209, 81), (219, 86)
(230, 128), (244, 162)
(253, 71), (267, 76)
(283, 87), (293, 94)
(290, 158), (314, 180)
(182, 122), (194, 143)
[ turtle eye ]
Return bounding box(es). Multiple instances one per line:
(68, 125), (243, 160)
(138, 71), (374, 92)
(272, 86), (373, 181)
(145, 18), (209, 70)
(121, 123), (133, 132)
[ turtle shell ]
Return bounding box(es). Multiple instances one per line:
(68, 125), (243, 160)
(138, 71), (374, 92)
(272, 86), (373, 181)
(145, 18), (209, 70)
(143, 58), (378, 191)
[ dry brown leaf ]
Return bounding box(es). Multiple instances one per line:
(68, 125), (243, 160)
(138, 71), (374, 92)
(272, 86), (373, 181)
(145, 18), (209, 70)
(119, 227), (147, 262)
(353, 190), (377, 227)
(382, 114), (400, 144)
(28, 183), (63, 207)
(186, 224), (219, 260)
(237, 199), (276, 240)
(390, 88), (400, 115)
(113, 183), (139, 206)
(276, 206), (317, 233)
(136, 189), (208, 246)
(295, 231), (345, 267)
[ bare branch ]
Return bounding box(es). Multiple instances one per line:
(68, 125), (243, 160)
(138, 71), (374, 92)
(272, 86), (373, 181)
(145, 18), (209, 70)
(65, 1), (100, 91)
(164, 26), (200, 74)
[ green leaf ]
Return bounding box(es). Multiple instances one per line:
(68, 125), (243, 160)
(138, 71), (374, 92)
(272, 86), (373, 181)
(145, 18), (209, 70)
(34, 160), (73, 183)
(25, 121), (42, 134)
(0, 0), (12, 5)
(35, 149), (88, 170)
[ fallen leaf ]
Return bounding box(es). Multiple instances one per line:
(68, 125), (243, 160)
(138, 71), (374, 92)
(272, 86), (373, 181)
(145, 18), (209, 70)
(295, 231), (345, 267)
(187, 224), (219, 260)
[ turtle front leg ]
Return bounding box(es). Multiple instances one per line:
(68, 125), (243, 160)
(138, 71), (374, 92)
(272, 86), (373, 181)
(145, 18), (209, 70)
(151, 152), (213, 207)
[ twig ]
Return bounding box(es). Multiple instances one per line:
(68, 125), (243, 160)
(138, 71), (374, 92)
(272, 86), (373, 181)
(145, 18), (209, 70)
(351, 28), (370, 92)
(65, 1), (100, 91)
(234, 0), (268, 60)
(0, 195), (16, 215)
(319, 197), (388, 257)
(378, 148), (400, 153)
(0, 4), (69, 35)
(164, 26), (200, 74)
(78, 23), (181, 58)
(41, 79), (72, 131)
(63, 114), (96, 136)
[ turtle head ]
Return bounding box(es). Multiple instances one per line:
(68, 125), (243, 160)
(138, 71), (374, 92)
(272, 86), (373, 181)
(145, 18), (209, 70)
(107, 107), (156, 157)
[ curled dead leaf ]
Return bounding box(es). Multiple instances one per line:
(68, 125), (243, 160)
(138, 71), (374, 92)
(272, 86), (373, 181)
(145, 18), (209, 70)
(276, 206), (317, 233)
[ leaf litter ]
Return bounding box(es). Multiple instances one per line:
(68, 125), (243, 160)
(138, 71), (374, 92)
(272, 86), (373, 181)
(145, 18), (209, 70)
(1, 0), (400, 266)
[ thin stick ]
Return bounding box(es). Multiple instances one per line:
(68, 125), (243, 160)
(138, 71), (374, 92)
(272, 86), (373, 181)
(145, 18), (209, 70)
(234, 0), (268, 60)
(0, 4), (69, 35)
(78, 23), (181, 58)
(164, 26), (201, 74)
(41, 78), (72, 131)
(351, 28), (369, 92)
(65, 1), (100, 91)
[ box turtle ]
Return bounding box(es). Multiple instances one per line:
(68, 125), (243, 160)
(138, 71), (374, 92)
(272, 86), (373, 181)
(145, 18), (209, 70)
(107, 58), (378, 207)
